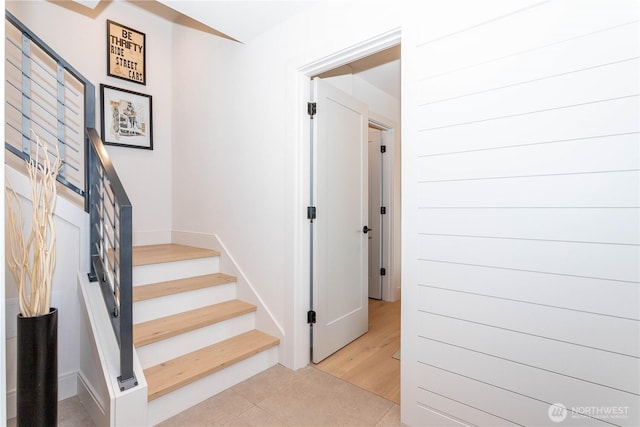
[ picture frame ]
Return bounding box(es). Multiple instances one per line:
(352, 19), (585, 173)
(100, 84), (153, 150)
(107, 20), (146, 85)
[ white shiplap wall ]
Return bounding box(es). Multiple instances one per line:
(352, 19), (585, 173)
(402, 1), (640, 426)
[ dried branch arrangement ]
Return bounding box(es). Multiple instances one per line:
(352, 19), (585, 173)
(6, 133), (62, 317)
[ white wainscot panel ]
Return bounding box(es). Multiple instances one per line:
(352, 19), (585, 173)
(417, 207), (640, 245)
(418, 21), (640, 104)
(415, 338), (639, 426)
(414, 384), (515, 426)
(416, 285), (640, 357)
(413, 0), (542, 49)
(414, 96), (639, 156)
(417, 59), (640, 131)
(417, 259), (640, 320)
(417, 171), (640, 208)
(415, 0), (640, 81)
(417, 133), (639, 182)
(416, 310), (640, 395)
(414, 361), (606, 427)
(417, 234), (639, 283)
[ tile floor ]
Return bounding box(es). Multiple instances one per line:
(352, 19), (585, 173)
(7, 365), (404, 426)
(6, 394), (94, 427)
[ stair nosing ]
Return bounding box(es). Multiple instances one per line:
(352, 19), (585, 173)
(132, 244), (220, 267)
(133, 299), (256, 347)
(132, 273), (237, 302)
(144, 330), (279, 401)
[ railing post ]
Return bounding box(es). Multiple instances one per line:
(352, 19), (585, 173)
(21, 33), (31, 155)
(84, 81), (95, 129)
(84, 82), (95, 213)
(87, 129), (137, 391)
(117, 203), (137, 390)
(56, 63), (66, 177)
(87, 137), (99, 282)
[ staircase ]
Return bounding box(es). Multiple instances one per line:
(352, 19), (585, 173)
(131, 243), (279, 425)
(5, 12), (281, 426)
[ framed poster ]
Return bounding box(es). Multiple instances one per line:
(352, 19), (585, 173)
(100, 84), (153, 150)
(107, 20), (146, 85)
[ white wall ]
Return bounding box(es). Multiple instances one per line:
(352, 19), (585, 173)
(6, 0), (174, 244)
(402, 1), (640, 426)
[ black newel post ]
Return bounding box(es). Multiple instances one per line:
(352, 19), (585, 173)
(16, 307), (58, 427)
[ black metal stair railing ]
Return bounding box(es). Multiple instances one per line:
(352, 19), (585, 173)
(5, 12), (87, 201)
(5, 10), (137, 391)
(86, 128), (136, 391)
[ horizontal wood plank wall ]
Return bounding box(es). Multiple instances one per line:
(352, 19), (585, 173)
(402, 1), (640, 426)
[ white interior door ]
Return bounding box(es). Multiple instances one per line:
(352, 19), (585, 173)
(312, 77), (369, 363)
(368, 127), (383, 299)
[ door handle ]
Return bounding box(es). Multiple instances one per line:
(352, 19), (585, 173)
(363, 226), (373, 234)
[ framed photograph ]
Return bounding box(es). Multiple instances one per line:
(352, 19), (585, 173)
(107, 20), (146, 85)
(100, 84), (153, 150)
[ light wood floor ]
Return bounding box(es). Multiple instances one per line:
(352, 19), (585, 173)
(315, 298), (401, 403)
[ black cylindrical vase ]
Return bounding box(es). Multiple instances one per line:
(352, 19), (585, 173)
(16, 307), (58, 427)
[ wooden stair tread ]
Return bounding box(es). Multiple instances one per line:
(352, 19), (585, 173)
(133, 300), (256, 347)
(132, 273), (236, 302)
(132, 244), (220, 266)
(144, 330), (279, 401)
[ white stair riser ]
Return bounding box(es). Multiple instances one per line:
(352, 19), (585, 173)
(133, 257), (220, 286)
(133, 283), (236, 324)
(146, 347), (278, 426)
(136, 313), (256, 369)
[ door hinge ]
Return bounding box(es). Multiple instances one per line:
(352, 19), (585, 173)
(380, 268), (386, 276)
(307, 206), (317, 220)
(380, 206), (386, 215)
(307, 310), (316, 324)
(307, 102), (316, 117)
(380, 145), (386, 153)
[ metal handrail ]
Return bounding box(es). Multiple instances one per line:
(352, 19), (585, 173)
(5, 10), (137, 391)
(87, 128), (136, 391)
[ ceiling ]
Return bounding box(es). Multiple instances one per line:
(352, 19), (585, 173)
(359, 58), (400, 100)
(157, 1), (315, 42)
(71, 0), (400, 98)
(317, 45), (401, 100)
(72, 0), (315, 42)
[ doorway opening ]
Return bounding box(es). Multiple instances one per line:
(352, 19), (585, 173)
(367, 122), (393, 301)
(301, 39), (401, 401)
(312, 45), (401, 305)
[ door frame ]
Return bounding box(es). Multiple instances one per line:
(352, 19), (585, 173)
(292, 29), (401, 369)
(368, 114), (401, 303)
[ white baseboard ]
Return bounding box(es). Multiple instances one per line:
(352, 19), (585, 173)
(6, 370), (78, 420)
(171, 230), (285, 347)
